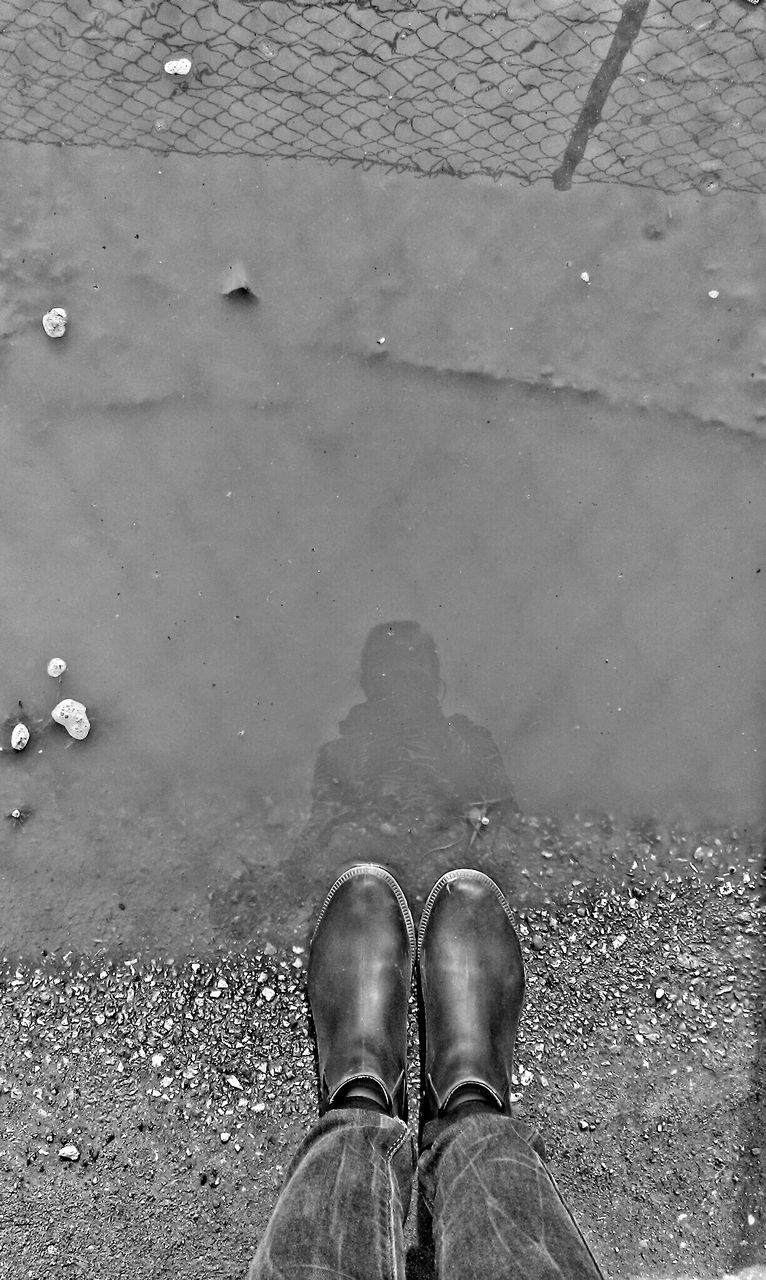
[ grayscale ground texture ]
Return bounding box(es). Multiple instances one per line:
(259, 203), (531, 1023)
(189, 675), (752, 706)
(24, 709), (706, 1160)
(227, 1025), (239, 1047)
(0, 0), (765, 1277)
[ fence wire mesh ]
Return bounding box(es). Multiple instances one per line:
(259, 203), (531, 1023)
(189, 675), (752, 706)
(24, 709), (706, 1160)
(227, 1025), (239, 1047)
(0, 0), (764, 191)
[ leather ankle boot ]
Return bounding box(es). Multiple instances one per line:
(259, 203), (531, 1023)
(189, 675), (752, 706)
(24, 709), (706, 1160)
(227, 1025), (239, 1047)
(416, 867), (525, 1141)
(308, 863), (416, 1121)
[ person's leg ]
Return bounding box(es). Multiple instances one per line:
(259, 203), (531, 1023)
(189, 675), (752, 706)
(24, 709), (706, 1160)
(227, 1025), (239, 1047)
(416, 867), (604, 1280)
(419, 1111), (604, 1280)
(250, 1108), (415, 1280)
(248, 862), (418, 1280)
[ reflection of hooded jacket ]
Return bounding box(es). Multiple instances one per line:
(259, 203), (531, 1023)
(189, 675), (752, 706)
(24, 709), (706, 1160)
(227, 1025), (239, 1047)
(296, 684), (517, 857)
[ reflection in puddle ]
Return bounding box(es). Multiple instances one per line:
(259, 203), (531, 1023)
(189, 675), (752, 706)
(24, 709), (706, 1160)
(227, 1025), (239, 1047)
(212, 620), (523, 938)
(292, 620), (518, 866)
(210, 618), (762, 955)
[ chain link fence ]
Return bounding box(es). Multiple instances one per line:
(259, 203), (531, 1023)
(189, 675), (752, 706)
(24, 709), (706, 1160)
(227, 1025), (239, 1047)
(0, 0), (764, 191)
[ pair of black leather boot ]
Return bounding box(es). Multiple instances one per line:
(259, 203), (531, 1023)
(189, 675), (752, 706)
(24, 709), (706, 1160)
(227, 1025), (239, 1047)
(307, 863), (525, 1141)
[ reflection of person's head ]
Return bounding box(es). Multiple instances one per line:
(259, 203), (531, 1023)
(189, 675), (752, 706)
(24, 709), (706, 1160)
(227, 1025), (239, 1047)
(359, 621), (443, 702)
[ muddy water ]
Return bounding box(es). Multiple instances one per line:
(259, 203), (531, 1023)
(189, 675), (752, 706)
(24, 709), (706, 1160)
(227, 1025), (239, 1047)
(0, 142), (763, 955)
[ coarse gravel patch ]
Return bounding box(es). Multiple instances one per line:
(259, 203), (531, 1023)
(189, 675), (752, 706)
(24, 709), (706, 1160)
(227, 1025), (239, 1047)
(1, 849), (763, 1279)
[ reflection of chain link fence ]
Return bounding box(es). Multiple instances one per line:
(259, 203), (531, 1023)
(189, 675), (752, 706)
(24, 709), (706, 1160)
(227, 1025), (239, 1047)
(0, 0), (764, 191)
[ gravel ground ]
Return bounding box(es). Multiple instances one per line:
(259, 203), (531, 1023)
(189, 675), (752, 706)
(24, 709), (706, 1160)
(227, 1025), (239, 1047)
(1, 811), (764, 1279)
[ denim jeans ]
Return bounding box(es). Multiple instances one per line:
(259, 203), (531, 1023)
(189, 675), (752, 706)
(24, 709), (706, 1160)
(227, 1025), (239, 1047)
(248, 1108), (605, 1280)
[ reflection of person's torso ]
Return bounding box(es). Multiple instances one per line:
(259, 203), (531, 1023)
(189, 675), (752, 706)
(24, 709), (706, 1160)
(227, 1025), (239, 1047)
(296, 692), (518, 859)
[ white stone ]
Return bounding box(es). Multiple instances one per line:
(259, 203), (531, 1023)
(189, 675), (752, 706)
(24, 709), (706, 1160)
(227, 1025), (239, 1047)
(164, 57), (192, 75)
(42, 308), (67, 338)
(11, 724), (29, 751)
(51, 698), (90, 740)
(47, 657), (67, 678)
(58, 1143), (80, 1161)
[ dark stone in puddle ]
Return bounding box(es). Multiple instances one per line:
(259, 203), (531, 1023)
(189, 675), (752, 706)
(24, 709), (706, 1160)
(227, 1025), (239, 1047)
(224, 285), (258, 303)
(220, 261), (258, 303)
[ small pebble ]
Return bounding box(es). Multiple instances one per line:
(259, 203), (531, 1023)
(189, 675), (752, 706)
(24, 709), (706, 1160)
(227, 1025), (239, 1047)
(531, 935), (545, 951)
(164, 57), (192, 76)
(58, 1143), (80, 1162)
(47, 658), (67, 678)
(11, 724), (29, 751)
(51, 698), (90, 741)
(220, 261), (257, 302)
(42, 308), (67, 338)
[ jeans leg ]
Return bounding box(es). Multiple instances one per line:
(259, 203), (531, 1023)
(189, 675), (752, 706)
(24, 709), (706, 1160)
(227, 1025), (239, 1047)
(249, 1109), (417, 1280)
(418, 1113), (605, 1280)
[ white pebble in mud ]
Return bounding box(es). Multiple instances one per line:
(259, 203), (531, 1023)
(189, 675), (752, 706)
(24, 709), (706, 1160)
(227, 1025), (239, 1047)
(164, 56), (192, 76)
(52, 698), (90, 740)
(47, 657), (67, 678)
(11, 724), (29, 751)
(42, 308), (67, 338)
